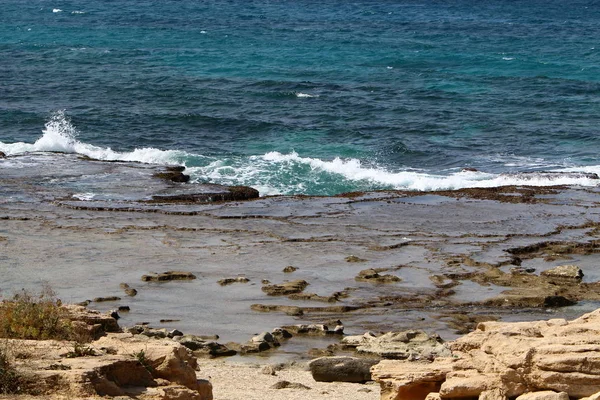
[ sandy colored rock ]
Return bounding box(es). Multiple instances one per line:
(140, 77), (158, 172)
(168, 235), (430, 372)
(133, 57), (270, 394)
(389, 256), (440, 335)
(217, 277), (250, 286)
(372, 308), (600, 400)
(540, 265), (583, 280)
(261, 279), (309, 296)
(343, 330), (451, 360)
(515, 392), (569, 400)
(479, 388), (508, 400)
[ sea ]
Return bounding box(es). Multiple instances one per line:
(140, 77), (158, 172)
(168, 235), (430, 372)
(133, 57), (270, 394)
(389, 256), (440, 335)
(1, 0), (600, 197)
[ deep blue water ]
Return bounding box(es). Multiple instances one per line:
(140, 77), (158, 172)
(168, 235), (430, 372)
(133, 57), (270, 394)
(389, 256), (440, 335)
(1, 0), (600, 195)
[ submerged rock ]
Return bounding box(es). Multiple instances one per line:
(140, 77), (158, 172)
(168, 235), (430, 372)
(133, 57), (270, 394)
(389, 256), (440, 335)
(217, 276), (250, 286)
(141, 271), (197, 282)
(355, 268), (401, 283)
(261, 279), (309, 295)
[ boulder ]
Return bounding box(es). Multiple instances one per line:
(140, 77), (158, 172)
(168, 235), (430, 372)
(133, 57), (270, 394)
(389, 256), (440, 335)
(372, 309), (600, 399)
(309, 356), (379, 383)
(0, 151), (6, 158)
(541, 265), (584, 280)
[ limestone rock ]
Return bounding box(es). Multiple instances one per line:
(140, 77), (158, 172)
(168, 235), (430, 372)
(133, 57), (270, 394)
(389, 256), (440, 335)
(250, 303), (304, 316)
(343, 330), (451, 360)
(355, 268), (401, 283)
(142, 271), (197, 281)
(515, 392), (570, 400)
(372, 308), (600, 400)
(540, 264), (583, 280)
(309, 356), (379, 383)
(173, 335), (236, 358)
(280, 323), (343, 336)
(6, 332), (212, 400)
(261, 279), (309, 295)
(217, 277), (250, 285)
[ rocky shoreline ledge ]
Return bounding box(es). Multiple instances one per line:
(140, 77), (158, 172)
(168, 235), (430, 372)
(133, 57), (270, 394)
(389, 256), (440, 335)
(5, 303), (600, 399)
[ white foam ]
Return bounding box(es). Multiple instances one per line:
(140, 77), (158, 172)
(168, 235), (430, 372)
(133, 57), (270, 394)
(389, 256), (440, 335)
(502, 57), (514, 61)
(0, 110), (187, 166)
(295, 92), (318, 98)
(71, 10), (85, 14)
(72, 193), (96, 201)
(259, 151), (599, 192)
(52, 8), (62, 13)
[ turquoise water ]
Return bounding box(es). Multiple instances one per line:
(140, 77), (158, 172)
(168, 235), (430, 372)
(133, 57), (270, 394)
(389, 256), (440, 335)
(1, 0), (600, 195)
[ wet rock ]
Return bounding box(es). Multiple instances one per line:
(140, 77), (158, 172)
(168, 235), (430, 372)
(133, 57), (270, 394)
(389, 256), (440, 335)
(0, 151), (6, 158)
(271, 380), (311, 390)
(238, 331), (281, 354)
(168, 329), (184, 338)
(93, 296), (121, 302)
(271, 328), (293, 340)
(261, 279), (309, 295)
(173, 335), (235, 358)
(141, 270), (197, 281)
(250, 304), (304, 316)
(149, 185), (259, 203)
(429, 275), (459, 289)
(160, 318), (181, 323)
(282, 265), (298, 273)
(342, 330), (451, 360)
(309, 356), (379, 383)
(541, 264), (584, 280)
(119, 283), (138, 296)
(117, 305), (130, 312)
(217, 276), (250, 286)
(510, 267), (536, 275)
(280, 323), (343, 336)
(152, 166), (190, 183)
(543, 295), (577, 307)
(345, 255), (368, 263)
(288, 291), (345, 303)
(355, 268), (401, 283)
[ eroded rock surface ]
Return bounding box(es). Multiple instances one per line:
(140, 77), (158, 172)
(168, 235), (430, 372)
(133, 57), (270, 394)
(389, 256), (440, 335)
(371, 308), (600, 400)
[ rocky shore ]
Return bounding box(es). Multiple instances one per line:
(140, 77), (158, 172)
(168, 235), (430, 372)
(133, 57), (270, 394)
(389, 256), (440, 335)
(5, 303), (600, 399)
(3, 154), (600, 397)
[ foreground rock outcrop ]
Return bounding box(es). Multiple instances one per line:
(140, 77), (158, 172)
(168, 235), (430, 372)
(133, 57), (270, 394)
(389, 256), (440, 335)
(371, 308), (600, 400)
(2, 307), (212, 400)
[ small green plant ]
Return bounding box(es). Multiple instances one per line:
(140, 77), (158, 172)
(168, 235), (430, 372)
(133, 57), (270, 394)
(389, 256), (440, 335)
(65, 342), (96, 358)
(132, 349), (153, 372)
(0, 286), (73, 341)
(0, 344), (21, 394)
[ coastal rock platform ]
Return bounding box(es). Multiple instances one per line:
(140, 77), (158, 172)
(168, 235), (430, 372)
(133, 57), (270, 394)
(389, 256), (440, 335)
(2, 153), (600, 354)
